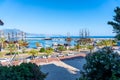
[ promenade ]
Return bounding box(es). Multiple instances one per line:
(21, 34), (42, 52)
(1, 53), (86, 66)
(0, 52), (87, 80)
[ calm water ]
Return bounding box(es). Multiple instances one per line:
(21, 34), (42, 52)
(27, 39), (76, 48)
(26, 36), (114, 48)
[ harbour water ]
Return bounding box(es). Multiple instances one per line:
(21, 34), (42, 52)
(26, 36), (114, 48)
(27, 39), (76, 48)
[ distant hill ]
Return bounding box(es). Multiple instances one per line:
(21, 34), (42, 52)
(0, 29), (64, 37)
(2, 29), (23, 34)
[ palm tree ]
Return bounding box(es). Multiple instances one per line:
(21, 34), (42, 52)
(45, 47), (53, 57)
(87, 45), (94, 53)
(0, 38), (6, 50)
(6, 43), (17, 55)
(75, 44), (81, 51)
(29, 49), (38, 59)
(57, 46), (66, 53)
(97, 40), (115, 47)
(18, 40), (28, 53)
(6, 43), (18, 65)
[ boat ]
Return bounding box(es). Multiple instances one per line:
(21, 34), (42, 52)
(43, 38), (52, 40)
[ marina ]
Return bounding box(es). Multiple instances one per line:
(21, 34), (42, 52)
(26, 36), (114, 48)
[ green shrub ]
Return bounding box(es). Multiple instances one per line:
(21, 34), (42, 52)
(69, 48), (76, 51)
(39, 48), (45, 53)
(0, 63), (47, 80)
(78, 47), (120, 80)
(45, 47), (54, 56)
(57, 46), (66, 52)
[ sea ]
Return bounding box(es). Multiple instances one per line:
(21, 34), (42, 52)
(26, 36), (114, 48)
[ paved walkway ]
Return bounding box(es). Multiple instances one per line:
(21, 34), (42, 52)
(1, 53), (86, 66)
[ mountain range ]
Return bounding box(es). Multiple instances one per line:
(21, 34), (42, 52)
(0, 29), (64, 37)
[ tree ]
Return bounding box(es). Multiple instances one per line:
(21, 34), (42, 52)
(97, 40), (117, 47)
(57, 46), (66, 52)
(29, 49), (38, 59)
(6, 43), (18, 65)
(18, 40), (28, 53)
(0, 38), (6, 50)
(6, 43), (17, 55)
(78, 47), (120, 80)
(40, 48), (45, 53)
(0, 63), (47, 80)
(108, 7), (120, 40)
(87, 45), (94, 53)
(75, 44), (81, 51)
(45, 47), (53, 57)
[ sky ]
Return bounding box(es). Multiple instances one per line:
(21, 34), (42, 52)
(0, 0), (120, 36)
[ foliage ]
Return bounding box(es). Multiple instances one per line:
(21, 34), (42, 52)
(6, 43), (17, 55)
(0, 52), (4, 57)
(0, 38), (6, 49)
(29, 49), (38, 59)
(57, 46), (66, 52)
(108, 7), (120, 40)
(39, 48), (45, 52)
(3, 41), (7, 49)
(45, 47), (53, 56)
(97, 40), (117, 47)
(18, 40), (28, 48)
(87, 45), (94, 53)
(78, 47), (120, 80)
(18, 40), (28, 53)
(75, 44), (81, 51)
(78, 38), (92, 45)
(69, 47), (76, 51)
(0, 63), (47, 80)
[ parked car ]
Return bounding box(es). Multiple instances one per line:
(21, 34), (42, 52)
(57, 53), (64, 57)
(26, 56), (38, 60)
(0, 58), (10, 62)
(42, 55), (47, 59)
(67, 53), (74, 56)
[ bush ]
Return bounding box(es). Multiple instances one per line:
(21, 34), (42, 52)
(45, 47), (54, 56)
(78, 47), (120, 80)
(6, 52), (18, 55)
(39, 48), (45, 53)
(69, 48), (76, 51)
(0, 63), (47, 80)
(57, 46), (66, 52)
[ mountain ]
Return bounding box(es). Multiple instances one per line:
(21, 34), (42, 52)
(2, 29), (23, 34)
(0, 29), (64, 37)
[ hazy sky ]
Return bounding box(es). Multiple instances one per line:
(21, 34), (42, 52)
(0, 0), (120, 36)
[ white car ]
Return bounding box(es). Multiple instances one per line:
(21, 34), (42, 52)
(67, 53), (74, 56)
(42, 56), (47, 58)
(0, 58), (9, 62)
(57, 53), (64, 57)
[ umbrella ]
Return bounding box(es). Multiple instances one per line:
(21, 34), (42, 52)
(0, 20), (4, 25)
